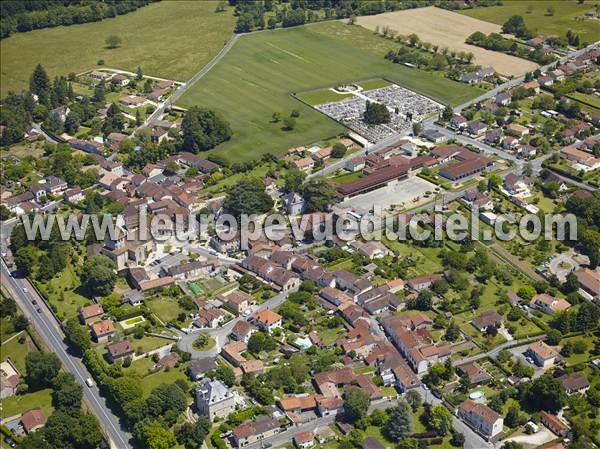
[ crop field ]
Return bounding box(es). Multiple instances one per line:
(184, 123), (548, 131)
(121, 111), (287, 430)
(177, 21), (482, 163)
(460, 1), (600, 44)
(356, 6), (539, 77)
(0, 1), (236, 96)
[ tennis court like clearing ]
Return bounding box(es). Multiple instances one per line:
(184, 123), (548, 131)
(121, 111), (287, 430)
(356, 6), (538, 77)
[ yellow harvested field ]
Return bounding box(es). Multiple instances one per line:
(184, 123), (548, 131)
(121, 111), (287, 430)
(355, 6), (538, 77)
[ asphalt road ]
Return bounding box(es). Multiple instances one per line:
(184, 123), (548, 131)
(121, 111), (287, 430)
(0, 260), (131, 449)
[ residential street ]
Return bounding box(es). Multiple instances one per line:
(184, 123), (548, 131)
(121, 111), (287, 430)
(0, 260), (131, 449)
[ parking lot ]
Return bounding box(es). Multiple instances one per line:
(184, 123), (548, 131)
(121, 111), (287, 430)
(340, 175), (439, 215)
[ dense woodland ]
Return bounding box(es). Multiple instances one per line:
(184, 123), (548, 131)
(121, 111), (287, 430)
(0, 0), (155, 38)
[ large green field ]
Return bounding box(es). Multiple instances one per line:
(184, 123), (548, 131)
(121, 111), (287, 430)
(0, 1), (236, 96)
(177, 21), (482, 163)
(459, 1), (600, 44)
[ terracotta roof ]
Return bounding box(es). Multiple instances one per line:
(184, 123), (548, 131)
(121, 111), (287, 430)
(528, 341), (558, 360)
(460, 399), (500, 425)
(232, 416), (279, 440)
(91, 320), (114, 337)
(79, 304), (104, 319)
(20, 408), (47, 432)
(255, 309), (282, 325)
(107, 340), (134, 358)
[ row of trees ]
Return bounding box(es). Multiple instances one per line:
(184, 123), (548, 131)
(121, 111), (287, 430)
(1, 0), (153, 39)
(232, 0), (438, 33)
(466, 31), (556, 65)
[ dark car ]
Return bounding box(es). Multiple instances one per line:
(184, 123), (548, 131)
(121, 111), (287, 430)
(36, 307), (42, 313)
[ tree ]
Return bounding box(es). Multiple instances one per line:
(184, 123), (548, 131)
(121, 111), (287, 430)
(412, 122), (422, 136)
(223, 179), (274, 219)
(81, 255), (117, 297)
(331, 142), (347, 158)
(110, 375), (143, 405)
(65, 317), (92, 352)
(430, 405), (453, 436)
(0, 297), (17, 318)
(64, 111), (80, 134)
(177, 416), (211, 449)
(272, 112), (281, 122)
(364, 101), (390, 124)
(302, 178), (337, 213)
(105, 34), (122, 48)
(384, 401), (413, 439)
(523, 374), (567, 413)
(451, 432), (465, 447)
(136, 66), (144, 80)
(406, 390), (422, 411)
(283, 116), (296, 130)
(25, 351), (61, 389)
(397, 438), (419, 449)
(13, 314), (29, 331)
(143, 421), (178, 449)
(29, 63), (49, 98)
(344, 388), (370, 423)
(442, 104), (453, 121)
(72, 412), (104, 449)
(182, 106), (232, 153)
(52, 372), (83, 412)
(215, 365), (236, 387)
(505, 405), (523, 428)
(283, 168), (306, 193)
(409, 290), (433, 311)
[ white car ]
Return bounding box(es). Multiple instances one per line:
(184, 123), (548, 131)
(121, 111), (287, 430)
(22, 287), (28, 293)
(85, 378), (94, 388)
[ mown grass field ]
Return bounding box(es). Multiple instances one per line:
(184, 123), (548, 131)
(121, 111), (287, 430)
(0, 1), (236, 96)
(460, 1), (600, 44)
(177, 21), (482, 163)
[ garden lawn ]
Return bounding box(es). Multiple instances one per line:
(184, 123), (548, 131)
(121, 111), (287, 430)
(459, 1), (600, 44)
(0, 1), (236, 96)
(1, 332), (39, 373)
(177, 21), (481, 163)
(131, 335), (174, 354)
(37, 263), (91, 320)
(1, 388), (54, 418)
(140, 366), (188, 397)
(146, 297), (186, 324)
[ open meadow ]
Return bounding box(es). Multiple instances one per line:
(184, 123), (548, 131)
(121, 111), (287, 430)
(0, 1), (235, 96)
(177, 21), (482, 163)
(459, 0), (600, 44)
(356, 6), (539, 77)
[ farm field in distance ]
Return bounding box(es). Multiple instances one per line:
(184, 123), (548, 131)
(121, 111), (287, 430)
(177, 21), (483, 163)
(355, 6), (539, 77)
(0, 0), (235, 96)
(459, 0), (600, 44)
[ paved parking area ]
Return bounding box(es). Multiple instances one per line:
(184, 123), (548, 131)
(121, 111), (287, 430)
(340, 175), (439, 215)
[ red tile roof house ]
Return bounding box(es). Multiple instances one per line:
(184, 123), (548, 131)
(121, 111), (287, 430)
(220, 290), (254, 315)
(573, 268), (600, 302)
(252, 309), (283, 333)
(119, 95), (148, 108)
(457, 361), (492, 385)
(526, 341), (560, 368)
(78, 304), (104, 325)
(530, 294), (571, 315)
(90, 320), (115, 342)
(106, 340), (134, 364)
(471, 310), (503, 332)
(458, 399), (503, 441)
(231, 416), (281, 448)
(558, 374), (590, 395)
(20, 408), (47, 434)
(231, 320), (257, 343)
(540, 411), (569, 437)
(294, 431), (315, 449)
(406, 274), (441, 291)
